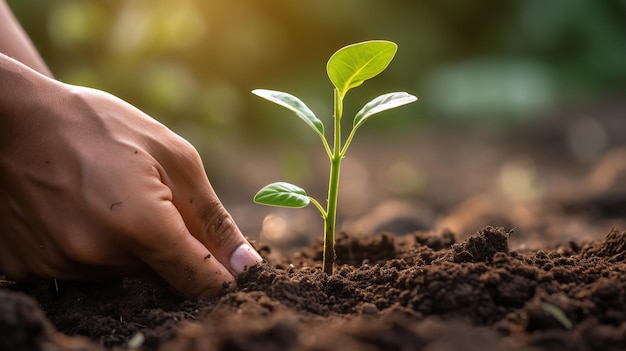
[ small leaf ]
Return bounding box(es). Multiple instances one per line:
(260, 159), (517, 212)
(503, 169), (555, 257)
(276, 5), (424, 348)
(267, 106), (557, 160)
(252, 89), (324, 137)
(327, 40), (397, 99)
(354, 92), (417, 130)
(254, 182), (310, 208)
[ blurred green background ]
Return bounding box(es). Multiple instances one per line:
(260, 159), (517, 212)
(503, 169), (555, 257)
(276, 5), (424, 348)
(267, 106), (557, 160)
(10, 1), (626, 126)
(7, 0), (626, 244)
(7, 0), (626, 187)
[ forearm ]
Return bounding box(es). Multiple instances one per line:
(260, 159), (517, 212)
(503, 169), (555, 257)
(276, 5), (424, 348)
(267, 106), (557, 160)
(0, 0), (53, 77)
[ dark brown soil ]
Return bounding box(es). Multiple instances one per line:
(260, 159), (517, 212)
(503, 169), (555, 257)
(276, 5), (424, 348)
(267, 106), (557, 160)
(2, 100), (626, 351)
(2, 226), (625, 351)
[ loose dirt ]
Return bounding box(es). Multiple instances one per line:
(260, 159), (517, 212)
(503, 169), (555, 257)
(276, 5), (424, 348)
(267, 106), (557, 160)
(2, 226), (625, 351)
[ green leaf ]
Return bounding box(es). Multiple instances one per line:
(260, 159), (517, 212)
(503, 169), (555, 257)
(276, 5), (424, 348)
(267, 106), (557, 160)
(327, 40), (398, 99)
(353, 92), (417, 130)
(252, 89), (324, 137)
(254, 182), (310, 208)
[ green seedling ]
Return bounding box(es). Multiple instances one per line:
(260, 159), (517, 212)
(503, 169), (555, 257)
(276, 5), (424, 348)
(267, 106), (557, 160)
(252, 40), (417, 275)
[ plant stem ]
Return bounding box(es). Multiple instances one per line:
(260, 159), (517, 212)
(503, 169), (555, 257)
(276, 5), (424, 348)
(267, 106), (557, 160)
(323, 154), (340, 274)
(323, 89), (343, 275)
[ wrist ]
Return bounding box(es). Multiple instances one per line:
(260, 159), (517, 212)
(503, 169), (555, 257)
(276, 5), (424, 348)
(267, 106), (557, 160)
(0, 53), (58, 147)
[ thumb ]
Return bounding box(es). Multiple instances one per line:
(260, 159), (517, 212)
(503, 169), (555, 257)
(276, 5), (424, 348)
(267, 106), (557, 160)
(178, 192), (263, 276)
(145, 128), (263, 278)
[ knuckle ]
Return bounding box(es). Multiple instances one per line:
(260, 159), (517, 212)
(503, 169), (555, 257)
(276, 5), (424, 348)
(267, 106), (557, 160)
(202, 205), (238, 244)
(167, 133), (202, 164)
(157, 133), (206, 178)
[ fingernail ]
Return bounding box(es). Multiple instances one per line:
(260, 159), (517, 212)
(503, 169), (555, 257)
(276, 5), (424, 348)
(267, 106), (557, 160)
(230, 243), (262, 274)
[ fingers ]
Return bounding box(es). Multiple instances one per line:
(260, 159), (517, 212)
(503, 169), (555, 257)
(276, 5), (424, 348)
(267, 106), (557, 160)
(180, 183), (263, 275)
(195, 196), (263, 273)
(151, 133), (262, 276)
(117, 188), (236, 298)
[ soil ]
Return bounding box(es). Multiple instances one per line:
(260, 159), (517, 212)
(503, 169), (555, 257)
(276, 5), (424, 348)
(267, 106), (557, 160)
(1, 99), (626, 351)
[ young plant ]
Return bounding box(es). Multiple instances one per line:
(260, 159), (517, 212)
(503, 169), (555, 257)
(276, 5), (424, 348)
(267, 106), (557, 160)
(252, 40), (417, 275)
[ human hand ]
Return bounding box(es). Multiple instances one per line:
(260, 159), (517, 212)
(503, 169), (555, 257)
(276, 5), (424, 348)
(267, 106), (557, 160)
(0, 57), (262, 297)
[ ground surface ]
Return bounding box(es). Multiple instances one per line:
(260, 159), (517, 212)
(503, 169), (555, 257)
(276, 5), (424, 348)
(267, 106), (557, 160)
(1, 99), (625, 351)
